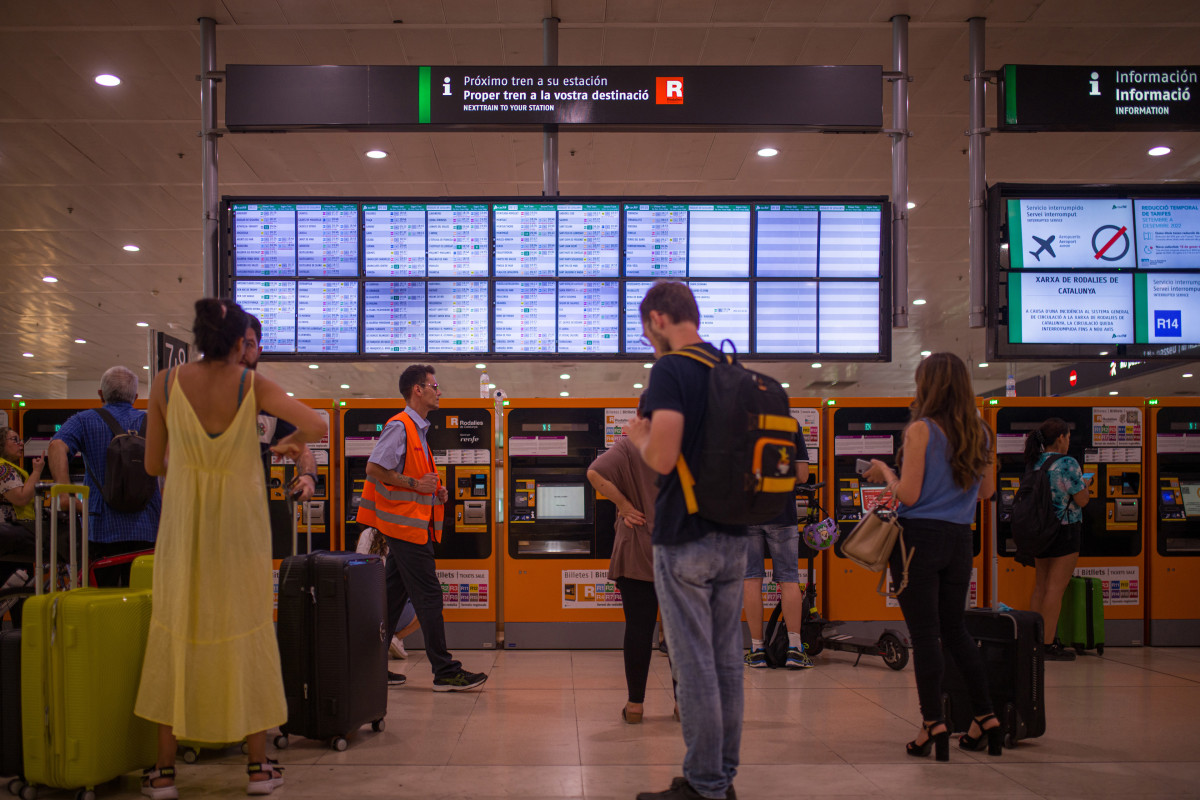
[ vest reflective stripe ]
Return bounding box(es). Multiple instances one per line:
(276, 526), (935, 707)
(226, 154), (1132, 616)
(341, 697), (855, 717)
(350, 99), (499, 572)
(354, 410), (445, 544)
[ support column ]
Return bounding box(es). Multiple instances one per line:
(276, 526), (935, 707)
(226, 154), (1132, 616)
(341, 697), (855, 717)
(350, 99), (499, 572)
(890, 15), (910, 329)
(200, 17), (219, 297)
(968, 17), (987, 328)
(542, 17), (560, 197)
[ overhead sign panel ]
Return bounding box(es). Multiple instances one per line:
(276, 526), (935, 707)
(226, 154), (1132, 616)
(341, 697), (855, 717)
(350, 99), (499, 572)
(226, 65), (883, 131)
(999, 64), (1200, 132)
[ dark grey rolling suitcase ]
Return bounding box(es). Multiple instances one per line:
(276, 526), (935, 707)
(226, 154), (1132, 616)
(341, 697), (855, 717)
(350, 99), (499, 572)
(274, 502), (388, 751)
(1, 628), (22, 784)
(942, 608), (1045, 747)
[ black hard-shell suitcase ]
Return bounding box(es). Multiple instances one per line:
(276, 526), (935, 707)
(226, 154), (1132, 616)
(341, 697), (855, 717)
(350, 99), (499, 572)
(274, 501), (388, 750)
(943, 608), (1045, 747)
(0, 628), (21, 780)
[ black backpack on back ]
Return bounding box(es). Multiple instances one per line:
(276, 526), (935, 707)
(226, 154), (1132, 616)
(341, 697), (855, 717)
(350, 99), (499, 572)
(667, 341), (798, 526)
(1010, 453), (1066, 567)
(85, 407), (158, 514)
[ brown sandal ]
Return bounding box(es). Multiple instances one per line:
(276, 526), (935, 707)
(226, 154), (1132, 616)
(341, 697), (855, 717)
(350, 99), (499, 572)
(621, 705), (643, 724)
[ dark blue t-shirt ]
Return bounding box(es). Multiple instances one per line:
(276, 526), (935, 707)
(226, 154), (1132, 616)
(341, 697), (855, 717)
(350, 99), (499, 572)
(642, 341), (746, 546)
(766, 430), (809, 527)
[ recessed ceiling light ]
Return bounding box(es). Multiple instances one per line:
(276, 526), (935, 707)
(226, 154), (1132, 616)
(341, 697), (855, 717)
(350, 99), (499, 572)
(1148, 146), (1172, 157)
(136, 321), (149, 327)
(42, 276), (58, 283)
(912, 298), (926, 305)
(1099, 351), (1109, 356)
(1109, 391), (1119, 396)
(142, 365), (149, 370)
(560, 374), (570, 380)
(74, 338), (86, 344)
(978, 362), (989, 368)
(475, 363), (486, 369)
(1183, 373), (1194, 378)
(123, 244), (140, 252)
(906, 201), (916, 210)
(488, 383), (496, 389)
(308, 364), (319, 369)
(643, 363), (653, 369)
(21, 352), (33, 358)
(559, 391), (569, 397)
(340, 384), (349, 389)
(286, 392), (294, 397)
(633, 383), (644, 389)
(780, 382), (790, 389)
(95, 74), (121, 86)
(811, 363), (822, 368)
(365, 150), (388, 159)
(1001, 243), (1009, 250)
(756, 147), (778, 157)
(920, 350), (931, 357)
(12, 394), (21, 398)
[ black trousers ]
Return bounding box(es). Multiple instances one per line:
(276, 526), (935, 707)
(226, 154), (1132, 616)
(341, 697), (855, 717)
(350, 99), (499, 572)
(383, 534), (461, 679)
(616, 576), (663, 704)
(889, 518), (993, 722)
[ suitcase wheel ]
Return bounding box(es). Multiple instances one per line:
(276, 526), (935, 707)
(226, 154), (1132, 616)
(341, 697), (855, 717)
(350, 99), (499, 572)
(19, 784), (36, 800)
(1074, 645), (1085, 656)
(372, 718), (386, 733)
(1003, 702), (1018, 749)
(241, 741), (250, 755)
(273, 734), (289, 750)
(181, 747), (199, 764)
(331, 737), (348, 752)
(1096, 645), (1104, 656)
(74, 790), (95, 800)
(7, 779), (25, 798)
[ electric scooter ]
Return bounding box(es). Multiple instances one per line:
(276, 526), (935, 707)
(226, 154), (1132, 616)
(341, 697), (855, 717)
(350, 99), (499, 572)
(796, 483), (910, 671)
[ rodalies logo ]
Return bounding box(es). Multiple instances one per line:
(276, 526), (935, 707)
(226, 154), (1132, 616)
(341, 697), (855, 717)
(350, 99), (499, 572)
(656, 77), (684, 104)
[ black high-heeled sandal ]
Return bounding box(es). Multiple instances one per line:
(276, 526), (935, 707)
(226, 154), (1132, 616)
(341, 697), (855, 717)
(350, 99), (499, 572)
(906, 720), (949, 762)
(959, 713), (1004, 756)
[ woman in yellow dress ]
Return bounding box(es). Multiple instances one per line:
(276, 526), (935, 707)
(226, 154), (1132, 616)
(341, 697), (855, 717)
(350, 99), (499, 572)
(135, 298), (326, 798)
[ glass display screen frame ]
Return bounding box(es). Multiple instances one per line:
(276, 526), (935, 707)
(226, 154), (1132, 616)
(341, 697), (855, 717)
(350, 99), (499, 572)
(221, 195), (891, 361)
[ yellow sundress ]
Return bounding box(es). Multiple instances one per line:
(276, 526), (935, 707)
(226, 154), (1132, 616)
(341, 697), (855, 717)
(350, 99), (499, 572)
(135, 369), (286, 743)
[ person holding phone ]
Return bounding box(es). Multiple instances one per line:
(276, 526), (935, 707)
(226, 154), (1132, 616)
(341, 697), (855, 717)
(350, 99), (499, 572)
(1023, 417), (1092, 662)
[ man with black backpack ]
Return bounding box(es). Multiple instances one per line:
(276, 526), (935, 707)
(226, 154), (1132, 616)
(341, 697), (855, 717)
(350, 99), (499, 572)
(627, 281), (796, 800)
(48, 365), (161, 586)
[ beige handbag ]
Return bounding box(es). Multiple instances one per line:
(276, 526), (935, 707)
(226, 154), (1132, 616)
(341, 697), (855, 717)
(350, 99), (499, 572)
(841, 498), (913, 598)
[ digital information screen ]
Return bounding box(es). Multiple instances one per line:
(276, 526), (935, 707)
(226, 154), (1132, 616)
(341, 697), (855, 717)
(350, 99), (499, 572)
(536, 484), (586, 520)
(427, 204), (489, 277)
(1135, 273), (1200, 343)
(494, 281), (557, 353)
(363, 204), (426, 277)
(364, 282), (426, 353)
(1135, 199), (1200, 269)
(233, 204), (296, 277)
(297, 281), (358, 352)
(557, 204), (620, 277)
(1007, 198), (1136, 269)
(225, 198), (889, 358)
(1009, 272), (1134, 344)
(234, 280), (297, 352)
(427, 281), (488, 352)
(558, 281), (620, 353)
(495, 205), (557, 277)
(296, 204), (357, 277)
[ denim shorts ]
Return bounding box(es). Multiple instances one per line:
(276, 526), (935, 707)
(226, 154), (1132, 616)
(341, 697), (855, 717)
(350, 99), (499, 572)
(743, 523), (800, 583)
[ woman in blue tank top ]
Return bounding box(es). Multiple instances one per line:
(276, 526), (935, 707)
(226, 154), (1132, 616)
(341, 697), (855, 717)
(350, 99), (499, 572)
(864, 352), (1000, 762)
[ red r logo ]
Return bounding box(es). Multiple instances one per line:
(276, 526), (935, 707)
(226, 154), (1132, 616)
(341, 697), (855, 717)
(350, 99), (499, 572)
(656, 77), (684, 104)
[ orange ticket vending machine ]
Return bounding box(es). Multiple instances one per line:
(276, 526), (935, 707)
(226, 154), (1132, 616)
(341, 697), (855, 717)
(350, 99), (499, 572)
(987, 398), (1146, 646)
(1145, 397), (1200, 646)
(822, 398), (988, 623)
(337, 398), (497, 650)
(502, 398), (636, 649)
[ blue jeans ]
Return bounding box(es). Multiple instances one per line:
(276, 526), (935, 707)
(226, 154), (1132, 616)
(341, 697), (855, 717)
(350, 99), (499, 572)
(654, 530), (749, 800)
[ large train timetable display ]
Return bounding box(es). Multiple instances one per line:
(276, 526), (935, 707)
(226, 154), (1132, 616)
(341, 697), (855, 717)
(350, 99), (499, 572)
(222, 197), (890, 359)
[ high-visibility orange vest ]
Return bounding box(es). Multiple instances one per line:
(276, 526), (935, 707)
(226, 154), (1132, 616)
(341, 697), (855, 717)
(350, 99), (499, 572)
(356, 410), (445, 544)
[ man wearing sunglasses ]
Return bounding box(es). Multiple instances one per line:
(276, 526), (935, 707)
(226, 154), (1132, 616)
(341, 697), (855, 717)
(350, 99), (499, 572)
(357, 364), (487, 693)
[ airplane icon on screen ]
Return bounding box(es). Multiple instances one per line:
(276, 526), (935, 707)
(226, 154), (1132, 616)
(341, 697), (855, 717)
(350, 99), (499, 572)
(1028, 235), (1056, 262)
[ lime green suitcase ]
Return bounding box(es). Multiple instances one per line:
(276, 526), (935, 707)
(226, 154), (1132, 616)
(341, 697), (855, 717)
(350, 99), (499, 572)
(20, 486), (156, 798)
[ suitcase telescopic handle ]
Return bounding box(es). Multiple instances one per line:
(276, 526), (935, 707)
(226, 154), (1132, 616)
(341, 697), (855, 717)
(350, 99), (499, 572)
(34, 483), (89, 594)
(289, 496), (313, 556)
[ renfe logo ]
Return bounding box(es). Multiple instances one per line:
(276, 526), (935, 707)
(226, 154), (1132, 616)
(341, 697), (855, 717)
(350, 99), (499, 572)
(656, 77), (684, 104)
(1155, 310), (1182, 337)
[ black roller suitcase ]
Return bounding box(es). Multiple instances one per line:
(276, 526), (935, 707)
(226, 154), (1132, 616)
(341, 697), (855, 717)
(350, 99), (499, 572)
(275, 502), (388, 750)
(942, 608), (1045, 747)
(0, 628), (22, 780)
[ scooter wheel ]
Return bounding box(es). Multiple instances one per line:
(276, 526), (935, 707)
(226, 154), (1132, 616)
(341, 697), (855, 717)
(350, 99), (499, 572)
(879, 633), (909, 671)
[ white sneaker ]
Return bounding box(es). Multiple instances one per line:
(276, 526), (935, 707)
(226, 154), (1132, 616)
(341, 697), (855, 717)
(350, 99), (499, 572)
(389, 636), (408, 659)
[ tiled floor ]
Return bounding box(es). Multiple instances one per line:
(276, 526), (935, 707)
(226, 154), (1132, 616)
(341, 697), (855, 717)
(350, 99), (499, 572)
(85, 646), (1200, 799)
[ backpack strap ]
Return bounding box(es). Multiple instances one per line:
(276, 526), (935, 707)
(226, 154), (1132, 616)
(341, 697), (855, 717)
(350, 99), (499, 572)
(1039, 453), (1070, 520)
(661, 345), (724, 517)
(94, 407), (128, 437)
(664, 343), (727, 369)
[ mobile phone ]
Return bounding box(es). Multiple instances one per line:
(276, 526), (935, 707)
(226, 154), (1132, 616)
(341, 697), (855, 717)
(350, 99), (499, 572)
(855, 458), (873, 475)
(1082, 472), (1094, 483)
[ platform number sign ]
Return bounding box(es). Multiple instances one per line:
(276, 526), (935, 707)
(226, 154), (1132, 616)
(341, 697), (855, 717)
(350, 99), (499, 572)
(1154, 310), (1182, 337)
(156, 332), (191, 371)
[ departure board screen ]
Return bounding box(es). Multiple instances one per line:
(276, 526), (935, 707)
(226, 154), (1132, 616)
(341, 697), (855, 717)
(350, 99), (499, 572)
(232, 204), (296, 277)
(364, 282), (426, 353)
(427, 204), (488, 277)
(363, 204), (426, 277)
(495, 281), (557, 352)
(234, 280), (297, 352)
(558, 281), (619, 353)
(557, 204), (620, 277)
(296, 204), (357, 277)
(495, 205), (557, 277)
(224, 196), (890, 359)
(427, 281), (488, 352)
(297, 281), (358, 352)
